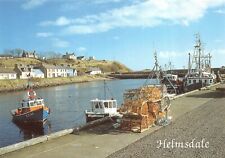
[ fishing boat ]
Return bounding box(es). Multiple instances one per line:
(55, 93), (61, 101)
(85, 98), (120, 122)
(11, 89), (50, 124)
(85, 81), (120, 122)
(161, 73), (184, 94)
(184, 34), (216, 91)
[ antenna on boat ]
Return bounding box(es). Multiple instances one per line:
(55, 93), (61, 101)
(104, 80), (106, 100)
(103, 80), (114, 100)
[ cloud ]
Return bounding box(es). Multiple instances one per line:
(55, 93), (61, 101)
(77, 47), (87, 52)
(52, 38), (70, 48)
(36, 32), (53, 37)
(40, 0), (225, 34)
(40, 16), (72, 26)
(214, 9), (225, 14)
(22, 0), (48, 10)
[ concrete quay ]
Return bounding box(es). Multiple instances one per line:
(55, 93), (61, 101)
(0, 83), (222, 158)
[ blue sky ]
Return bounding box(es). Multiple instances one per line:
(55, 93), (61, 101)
(0, 0), (225, 70)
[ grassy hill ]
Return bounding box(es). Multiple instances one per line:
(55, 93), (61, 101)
(0, 58), (131, 73)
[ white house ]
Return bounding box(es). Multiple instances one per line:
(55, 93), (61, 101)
(0, 55), (13, 59)
(22, 50), (38, 59)
(66, 68), (77, 77)
(40, 64), (77, 78)
(0, 68), (17, 80)
(86, 67), (102, 75)
(89, 56), (95, 60)
(14, 64), (34, 79)
(62, 52), (77, 60)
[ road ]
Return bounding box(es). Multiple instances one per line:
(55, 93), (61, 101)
(108, 90), (225, 158)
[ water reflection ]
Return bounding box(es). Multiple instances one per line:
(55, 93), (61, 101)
(12, 121), (52, 140)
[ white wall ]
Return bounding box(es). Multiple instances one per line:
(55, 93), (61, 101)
(0, 73), (17, 80)
(90, 70), (102, 75)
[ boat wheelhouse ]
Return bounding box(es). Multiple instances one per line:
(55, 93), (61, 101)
(85, 99), (119, 122)
(185, 72), (215, 86)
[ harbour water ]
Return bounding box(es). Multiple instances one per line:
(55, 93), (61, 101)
(0, 79), (157, 147)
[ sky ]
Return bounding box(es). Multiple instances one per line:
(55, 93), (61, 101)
(0, 0), (225, 70)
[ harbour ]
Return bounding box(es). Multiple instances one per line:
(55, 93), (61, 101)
(1, 35), (225, 157)
(1, 1), (225, 157)
(0, 79), (149, 148)
(1, 82), (224, 158)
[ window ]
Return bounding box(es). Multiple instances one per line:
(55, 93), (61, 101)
(113, 101), (117, 108)
(109, 102), (112, 108)
(104, 102), (108, 108)
(193, 80), (196, 84)
(99, 102), (103, 109)
(205, 80), (207, 83)
(29, 102), (35, 106)
(189, 80), (191, 84)
(210, 80), (212, 83)
(95, 102), (99, 109)
(36, 101), (42, 105)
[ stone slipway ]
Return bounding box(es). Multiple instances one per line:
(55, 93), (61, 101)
(0, 83), (222, 158)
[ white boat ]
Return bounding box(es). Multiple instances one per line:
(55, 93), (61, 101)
(85, 81), (121, 122)
(85, 98), (120, 122)
(184, 34), (216, 91)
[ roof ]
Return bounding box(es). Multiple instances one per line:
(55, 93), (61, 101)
(0, 68), (16, 73)
(0, 55), (13, 57)
(32, 69), (44, 74)
(77, 56), (85, 59)
(64, 53), (75, 56)
(42, 64), (74, 70)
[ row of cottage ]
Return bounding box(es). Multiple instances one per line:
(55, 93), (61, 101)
(0, 64), (102, 80)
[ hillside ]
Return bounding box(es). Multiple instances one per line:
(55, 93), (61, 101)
(0, 58), (131, 73)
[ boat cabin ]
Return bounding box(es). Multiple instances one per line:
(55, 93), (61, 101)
(185, 72), (215, 86)
(21, 98), (44, 108)
(90, 99), (117, 115)
(164, 74), (178, 81)
(186, 77), (213, 86)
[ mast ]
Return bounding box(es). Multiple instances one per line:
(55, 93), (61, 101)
(169, 60), (172, 74)
(208, 53), (212, 71)
(104, 80), (106, 100)
(188, 53), (191, 75)
(197, 35), (201, 72)
(154, 50), (160, 81)
(193, 33), (202, 75)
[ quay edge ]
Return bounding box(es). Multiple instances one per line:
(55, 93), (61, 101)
(0, 117), (113, 156)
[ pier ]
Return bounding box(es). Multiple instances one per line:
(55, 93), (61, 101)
(0, 83), (223, 158)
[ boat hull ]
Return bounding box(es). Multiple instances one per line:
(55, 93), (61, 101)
(85, 113), (110, 122)
(11, 107), (49, 124)
(85, 113), (121, 123)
